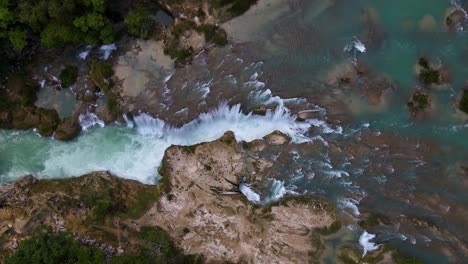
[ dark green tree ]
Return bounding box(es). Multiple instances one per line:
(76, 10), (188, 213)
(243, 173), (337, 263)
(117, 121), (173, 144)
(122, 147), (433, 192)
(124, 7), (154, 39)
(5, 227), (105, 264)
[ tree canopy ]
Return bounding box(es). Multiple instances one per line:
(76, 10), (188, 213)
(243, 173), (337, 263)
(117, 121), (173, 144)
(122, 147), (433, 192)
(5, 228), (105, 264)
(0, 0), (115, 50)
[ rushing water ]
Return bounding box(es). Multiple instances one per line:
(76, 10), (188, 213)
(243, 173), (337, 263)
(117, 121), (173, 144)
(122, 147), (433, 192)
(1, 0), (468, 263)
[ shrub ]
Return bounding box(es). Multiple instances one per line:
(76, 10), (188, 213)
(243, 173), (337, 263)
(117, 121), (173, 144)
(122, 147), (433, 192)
(408, 91), (430, 110)
(5, 227), (105, 264)
(91, 199), (112, 223)
(418, 57), (430, 69)
(196, 24), (228, 46)
(418, 68), (440, 84)
(59, 65), (78, 88)
(211, 0), (258, 17)
(459, 89), (468, 114)
(89, 60), (113, 92)
(124, 7), (154, 39)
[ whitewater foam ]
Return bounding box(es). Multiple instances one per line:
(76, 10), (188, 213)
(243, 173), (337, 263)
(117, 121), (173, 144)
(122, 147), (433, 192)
(359, 231), (379, 257)
(2, 102), (326, 184)
(99, 44), (117, 60)
(78, 112), (105, 131)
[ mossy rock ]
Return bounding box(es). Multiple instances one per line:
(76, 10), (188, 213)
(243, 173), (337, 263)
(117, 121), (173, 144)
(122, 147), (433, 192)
(89, 60), (114, 92)
(359, 212), (392, 228)
(59, 65), (79, 88)
(36, 108), (60, 137)
(54, 116), (81, 141)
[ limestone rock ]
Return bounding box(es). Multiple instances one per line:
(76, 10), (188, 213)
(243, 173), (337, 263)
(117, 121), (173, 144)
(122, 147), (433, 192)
(263, 130), (290, 145)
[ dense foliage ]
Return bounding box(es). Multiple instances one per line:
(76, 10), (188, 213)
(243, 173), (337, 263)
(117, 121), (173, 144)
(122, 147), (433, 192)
(124, 6), (154, 39)
(459, 89), (468, 114)
(6, 226), (204, 264)
(59, 65), (79, 88)
(5, 228), (105, 264)
(0, 0), (115, 50)
(211, 0), (258, 17)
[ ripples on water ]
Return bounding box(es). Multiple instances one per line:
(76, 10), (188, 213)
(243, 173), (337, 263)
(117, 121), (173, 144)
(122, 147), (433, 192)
(1, 0), (468, 263)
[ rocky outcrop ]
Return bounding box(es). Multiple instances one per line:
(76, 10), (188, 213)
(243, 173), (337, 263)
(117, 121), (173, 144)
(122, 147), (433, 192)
(138, 132), (337, 263)
(54, 115), (81, 141)
(0, 132), (340, 263)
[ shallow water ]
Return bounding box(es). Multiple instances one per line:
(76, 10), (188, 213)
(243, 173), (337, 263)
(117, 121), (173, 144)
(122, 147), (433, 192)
(1, 0), (468, 263)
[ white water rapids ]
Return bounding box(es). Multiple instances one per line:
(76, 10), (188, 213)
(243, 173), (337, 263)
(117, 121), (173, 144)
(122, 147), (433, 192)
(0, 102), (338, 184)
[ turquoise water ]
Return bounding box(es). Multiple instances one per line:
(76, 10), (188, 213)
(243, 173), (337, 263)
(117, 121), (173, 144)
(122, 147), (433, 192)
(1, 0), (467, 262)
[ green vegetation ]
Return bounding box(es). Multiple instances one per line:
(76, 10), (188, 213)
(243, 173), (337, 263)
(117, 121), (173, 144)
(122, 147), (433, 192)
(132, 226), (204, 264)
(211, 0), (258, 17)
(317, 220), (342, 235)
(459, 89), (468, 114)
(0, 0), (116, 50)
(164, 20), (228, 65)
(89, 59), (120, 116)
(5, 227), (105, 264)
(124, 6), (154, 39)
(418, 57), (430, 69)
(59, 65), (79, 88)
(393, 250), (425, 264)
(196, 24), (228, 46)
(418, 68), (440, 84)
(408, 91), (430, 111)
(91, 199), (112, 223)
(417, 57), (441, 85)
(358, 213), (391, 228)
(36, 107), (60, 136)
(5, 226), (204, 264)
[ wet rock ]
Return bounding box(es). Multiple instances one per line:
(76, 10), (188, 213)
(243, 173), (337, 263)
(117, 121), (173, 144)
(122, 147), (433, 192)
(11, 108), (39, 129)
(13, 175), (38, 190)
(358, 212), (392, 229)
(54, 116), (81, 141)
(263, 130), (290, 145)
(36, 108), (60, 136)
(445, 8), (467, 31)
(0, 111), (12, 126)
(252, 105), (268, 116)
(242, 139), (266, 152)
(296, 109), (321, 121)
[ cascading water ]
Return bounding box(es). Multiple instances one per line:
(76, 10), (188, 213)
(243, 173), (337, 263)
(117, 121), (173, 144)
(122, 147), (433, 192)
(0, 102), (335, 184)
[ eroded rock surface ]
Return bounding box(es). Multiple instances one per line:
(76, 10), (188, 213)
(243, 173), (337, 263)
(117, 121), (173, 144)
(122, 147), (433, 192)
(138, 131), (337, 263)
(0, 132), (338, 263)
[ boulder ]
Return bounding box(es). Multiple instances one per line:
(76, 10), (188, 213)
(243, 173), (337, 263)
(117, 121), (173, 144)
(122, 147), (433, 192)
(263, 130), (290, 145)
(54, 116), (81, 141)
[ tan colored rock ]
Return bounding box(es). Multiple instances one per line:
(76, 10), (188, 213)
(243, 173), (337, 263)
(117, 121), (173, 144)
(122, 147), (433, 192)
(296, 109), (321, 121)
(263, 130), (290, 145)
(138, 132), (337, 263)
(242, 139), (266, 152)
